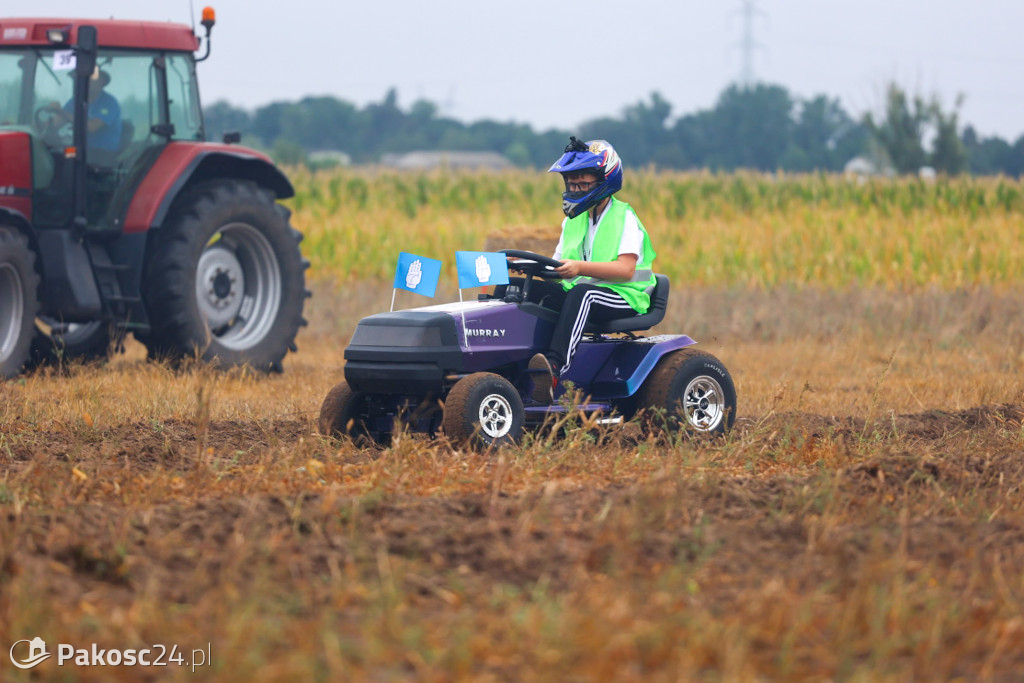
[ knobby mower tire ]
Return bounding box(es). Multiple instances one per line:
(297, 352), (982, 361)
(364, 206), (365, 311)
(0, 227), (40, 379)
(442, 372), (524, 448)
(142, 179), (309, 372)
(318, 380), (392, 447)
(636, 348), (737, 435)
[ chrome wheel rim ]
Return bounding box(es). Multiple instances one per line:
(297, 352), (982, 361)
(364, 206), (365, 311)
(0, 262), (25, 363)
(683, 376), (726, 432)
(196, 223), (281, 351)
(478, 393), (513, 439)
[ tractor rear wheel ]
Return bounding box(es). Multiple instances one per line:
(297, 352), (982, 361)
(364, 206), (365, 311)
(141, 180), (309, 371)
(442, 372), (524, 447)
(0, 227), (40, 379)
(636, 348), (737, 435)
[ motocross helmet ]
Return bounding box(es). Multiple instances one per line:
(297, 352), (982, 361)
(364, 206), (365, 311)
(548, 137), (623, 218)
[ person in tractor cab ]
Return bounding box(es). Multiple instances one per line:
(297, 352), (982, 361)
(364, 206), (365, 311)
(46, 69), (122, 152)
(526, 137), (658, 402)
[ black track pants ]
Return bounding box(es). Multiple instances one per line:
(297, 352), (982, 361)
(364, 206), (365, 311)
(546, 284), (636, 374)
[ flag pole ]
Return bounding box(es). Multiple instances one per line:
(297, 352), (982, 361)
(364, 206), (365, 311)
(390, 288), (397, 312)
(459, 288), (469, 351)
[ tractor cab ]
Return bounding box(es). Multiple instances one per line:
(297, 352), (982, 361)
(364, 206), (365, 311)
(0, 20), (204, 232)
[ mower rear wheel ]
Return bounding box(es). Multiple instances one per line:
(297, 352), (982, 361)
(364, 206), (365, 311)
(443, 372), (524, 447)
(636, 348), (736, 435)
(0, 227), (40, 380)
(142, 179), (309, 372)
(318, 380), (392, 447)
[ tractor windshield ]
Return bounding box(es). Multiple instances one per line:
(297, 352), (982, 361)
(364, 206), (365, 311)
(0, 47), (203, 154)
(0, 48), (74, 132)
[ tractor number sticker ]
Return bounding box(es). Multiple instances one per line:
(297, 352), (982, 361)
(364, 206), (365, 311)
(53, 50), (76, 70)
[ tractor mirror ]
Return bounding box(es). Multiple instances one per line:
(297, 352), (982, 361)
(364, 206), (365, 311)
(74, 25), (97, 78)
(223, 131), (241, 144)
(151, 123), (176, 138)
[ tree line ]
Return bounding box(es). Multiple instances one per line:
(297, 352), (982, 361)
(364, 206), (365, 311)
(203, 82), (1024, 176)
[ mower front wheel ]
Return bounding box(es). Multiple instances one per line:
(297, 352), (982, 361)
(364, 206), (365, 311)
(443, 372), (524, 448)
(318, 380), (392, 447)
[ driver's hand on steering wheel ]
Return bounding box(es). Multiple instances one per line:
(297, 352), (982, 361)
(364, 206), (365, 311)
(42, 102), (67, 127)
(554, 260), (583, 278)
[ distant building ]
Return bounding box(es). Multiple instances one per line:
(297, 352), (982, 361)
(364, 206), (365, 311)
(381, 150), (513, 171)
(308, 150), (351, 168)
(844, 155), (895, 178)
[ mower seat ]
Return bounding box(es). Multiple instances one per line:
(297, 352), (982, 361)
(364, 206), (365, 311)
(584, 273), (670, 334)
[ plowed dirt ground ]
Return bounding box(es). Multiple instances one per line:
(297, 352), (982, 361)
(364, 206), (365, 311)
(2, 286), (1023, 681)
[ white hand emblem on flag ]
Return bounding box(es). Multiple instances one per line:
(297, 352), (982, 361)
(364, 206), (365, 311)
(406, 259), (422, 289)
(476, 254), (491, 283)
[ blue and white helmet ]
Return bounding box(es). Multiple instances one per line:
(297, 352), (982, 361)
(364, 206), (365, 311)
(548, 137), (623, 218)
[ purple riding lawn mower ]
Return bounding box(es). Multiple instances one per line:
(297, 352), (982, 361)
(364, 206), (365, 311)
(317, 250), (737, 447)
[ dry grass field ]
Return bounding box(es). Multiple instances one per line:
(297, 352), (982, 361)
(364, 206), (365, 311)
(2, 171), (1024, 680)
(3, 282), (1024, 681)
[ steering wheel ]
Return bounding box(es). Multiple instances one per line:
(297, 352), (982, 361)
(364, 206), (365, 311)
(499, 249), (564, 280)
(33, 106), (71, 146)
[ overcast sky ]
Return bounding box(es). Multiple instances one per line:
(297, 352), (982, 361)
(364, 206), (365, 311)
(13, 1), (1024, 140)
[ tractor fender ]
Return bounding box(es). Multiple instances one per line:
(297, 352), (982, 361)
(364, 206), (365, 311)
(122, 142), (294, 234)
(0, 206), (32, 236)
(0, 205), (39, 274)
(619, 334), (699, 398)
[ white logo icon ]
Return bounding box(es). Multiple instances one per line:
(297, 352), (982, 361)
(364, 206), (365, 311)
(475, 254), (491, 283)
(10, 637), (51, 669)
(406, 259), (422, 289)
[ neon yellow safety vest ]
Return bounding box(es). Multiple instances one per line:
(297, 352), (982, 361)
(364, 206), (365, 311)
(559, 197), (657, 313)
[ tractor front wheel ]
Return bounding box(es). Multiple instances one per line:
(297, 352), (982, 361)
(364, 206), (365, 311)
(442, 373), (524, 447)
(0, 227), (40, 379)
(141, 180), (309, 371)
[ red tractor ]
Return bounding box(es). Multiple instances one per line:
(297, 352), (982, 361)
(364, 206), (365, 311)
(0, 10), (309, 378)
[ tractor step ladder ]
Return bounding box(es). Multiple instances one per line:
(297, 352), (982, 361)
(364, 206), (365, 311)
(85, 242), (144, 333)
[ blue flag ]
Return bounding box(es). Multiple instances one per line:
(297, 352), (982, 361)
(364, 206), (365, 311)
(393, 252), (442, 297)
(455, 251), (509, 289)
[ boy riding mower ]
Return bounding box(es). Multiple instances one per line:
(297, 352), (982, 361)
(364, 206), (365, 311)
(318, 250), (737, 447)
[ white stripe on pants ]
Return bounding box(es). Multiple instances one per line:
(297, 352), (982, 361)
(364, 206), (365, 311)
(560, 288), (635, 375)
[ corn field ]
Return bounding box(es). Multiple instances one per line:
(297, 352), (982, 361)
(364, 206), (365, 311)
(290, 168), (1024, 289)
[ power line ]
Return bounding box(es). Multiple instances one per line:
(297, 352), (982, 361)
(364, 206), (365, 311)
(736, 0), (766, 88)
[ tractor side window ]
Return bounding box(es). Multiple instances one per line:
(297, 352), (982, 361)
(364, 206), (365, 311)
(165, 54), (202, 141)
(95, 52), (156, 163)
